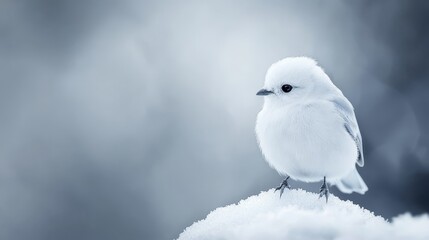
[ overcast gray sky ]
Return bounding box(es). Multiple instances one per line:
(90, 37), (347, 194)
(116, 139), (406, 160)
(1, 0), (429, 239)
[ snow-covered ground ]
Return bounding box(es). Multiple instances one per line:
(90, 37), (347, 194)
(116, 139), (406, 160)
(178, 189), (429, 240)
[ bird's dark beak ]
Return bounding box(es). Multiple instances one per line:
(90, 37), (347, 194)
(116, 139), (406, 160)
(256, 89), (273, 96)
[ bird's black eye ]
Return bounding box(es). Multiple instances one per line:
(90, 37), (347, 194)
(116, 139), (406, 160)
(281, 84), (293, 93)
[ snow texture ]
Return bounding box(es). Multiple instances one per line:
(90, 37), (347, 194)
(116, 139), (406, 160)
(178, 189), (429, 240)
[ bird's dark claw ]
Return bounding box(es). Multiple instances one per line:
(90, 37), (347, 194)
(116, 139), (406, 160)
(274, 176), (291, 198)
(319, 176), (330, 203)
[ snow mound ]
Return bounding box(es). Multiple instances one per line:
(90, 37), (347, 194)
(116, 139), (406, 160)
(178, 189), (429, 240)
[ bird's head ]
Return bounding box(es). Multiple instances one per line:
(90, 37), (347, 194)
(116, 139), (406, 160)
(257, 57), (339, 107)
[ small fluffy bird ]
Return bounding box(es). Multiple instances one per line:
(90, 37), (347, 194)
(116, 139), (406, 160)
(255, 57), (368, 201)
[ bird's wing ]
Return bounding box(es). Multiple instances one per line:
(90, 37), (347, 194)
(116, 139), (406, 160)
(330, 96), (364, 167)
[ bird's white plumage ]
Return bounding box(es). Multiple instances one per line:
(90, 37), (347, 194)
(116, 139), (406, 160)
(255, 57), (368, 194)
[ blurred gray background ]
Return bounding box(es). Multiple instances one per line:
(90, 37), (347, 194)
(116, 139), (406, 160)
(1, 0), (429, 239)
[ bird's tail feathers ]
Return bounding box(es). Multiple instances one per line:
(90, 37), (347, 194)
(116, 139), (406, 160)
(335, 168), (368, 194)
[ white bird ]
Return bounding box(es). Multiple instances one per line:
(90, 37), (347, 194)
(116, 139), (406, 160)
(255, 57), (368, 201)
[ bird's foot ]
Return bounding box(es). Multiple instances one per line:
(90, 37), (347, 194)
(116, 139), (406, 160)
(319, 176), (330, 203)
(274, 176), (291, 198)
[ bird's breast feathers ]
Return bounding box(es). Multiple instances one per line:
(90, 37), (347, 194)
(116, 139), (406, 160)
(256, 100), (357, 181)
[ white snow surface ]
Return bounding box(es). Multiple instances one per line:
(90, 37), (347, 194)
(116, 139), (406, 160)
(178, 189), (429, 240)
